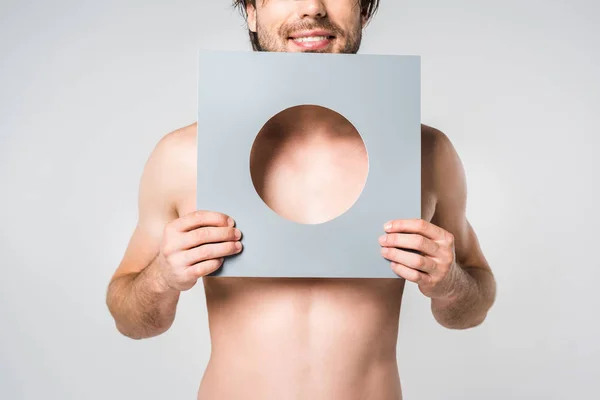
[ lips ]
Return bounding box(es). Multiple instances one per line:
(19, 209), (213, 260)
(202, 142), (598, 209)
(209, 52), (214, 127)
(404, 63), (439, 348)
(289, 30), (335, 40)
(288, 30), (335, 51)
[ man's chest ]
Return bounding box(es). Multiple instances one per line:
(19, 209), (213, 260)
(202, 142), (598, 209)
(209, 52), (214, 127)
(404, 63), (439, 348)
(178, 168), (436, 224)
(252, 146), (369, 224)
(180, 127), (437, 223)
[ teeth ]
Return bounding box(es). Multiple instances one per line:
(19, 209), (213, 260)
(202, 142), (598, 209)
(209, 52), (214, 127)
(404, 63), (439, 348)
(293, 36), (328, 42)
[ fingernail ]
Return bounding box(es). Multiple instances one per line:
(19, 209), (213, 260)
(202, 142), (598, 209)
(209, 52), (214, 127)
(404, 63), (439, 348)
(235, 242), (242, 251)
(384, 222), (392, 230)
(234, 229), (241, 239)
(227, 217), (235, 227)
(379, 235), (387, 243)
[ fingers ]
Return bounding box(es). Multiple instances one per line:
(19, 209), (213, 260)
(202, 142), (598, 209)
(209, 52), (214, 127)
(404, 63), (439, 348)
(181, 240), (243, 266)
(186, 258), (225, 279)
(157, 211), (242, 288)
(180, 226), (242, 250)
(390, 262), (427, 284)
(381, 246), (436, 273)
(379, 233), (439, 257)
(174, 210), (235, 232)
(384, 218), (448, 241)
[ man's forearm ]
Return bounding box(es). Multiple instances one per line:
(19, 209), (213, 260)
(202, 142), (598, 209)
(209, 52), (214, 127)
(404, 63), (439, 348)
(106, 257), (181, 339)
(430, 265), (496, 329)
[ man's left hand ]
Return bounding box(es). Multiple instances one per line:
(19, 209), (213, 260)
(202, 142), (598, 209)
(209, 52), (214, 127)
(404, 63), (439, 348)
(379, 218), (460, 300)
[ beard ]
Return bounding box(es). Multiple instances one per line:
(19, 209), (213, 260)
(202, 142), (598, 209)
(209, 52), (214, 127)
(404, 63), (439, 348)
(254, 17), (362, 54)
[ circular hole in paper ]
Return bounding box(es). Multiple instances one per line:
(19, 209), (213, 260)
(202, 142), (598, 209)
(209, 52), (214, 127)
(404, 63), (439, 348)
(249, 104), (368, 225)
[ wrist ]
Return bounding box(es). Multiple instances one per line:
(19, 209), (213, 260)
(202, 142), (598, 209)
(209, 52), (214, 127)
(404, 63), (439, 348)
(433, 264), (472, 303)
(149, 254), (179, 295)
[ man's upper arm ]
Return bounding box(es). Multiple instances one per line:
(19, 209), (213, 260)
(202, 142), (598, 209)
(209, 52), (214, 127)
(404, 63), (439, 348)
(429, 128), (491, 273)
(110, 132), (182, 281)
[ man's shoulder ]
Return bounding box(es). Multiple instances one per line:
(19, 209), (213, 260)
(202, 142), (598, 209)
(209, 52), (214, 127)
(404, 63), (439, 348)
(156, 122), (197, 152)
(420, 123), (466, 208)
(421, 123), (453, 154)
(421, 123), (464, 175)
(147, 122), (198, 168)
(141, 122), (198, 196)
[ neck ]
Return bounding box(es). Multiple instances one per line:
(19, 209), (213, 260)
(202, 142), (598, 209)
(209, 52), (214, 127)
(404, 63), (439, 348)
(264, 105), (356, 144)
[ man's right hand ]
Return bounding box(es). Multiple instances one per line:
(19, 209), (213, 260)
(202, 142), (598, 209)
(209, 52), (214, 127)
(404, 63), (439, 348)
(154, 210), (242, 291)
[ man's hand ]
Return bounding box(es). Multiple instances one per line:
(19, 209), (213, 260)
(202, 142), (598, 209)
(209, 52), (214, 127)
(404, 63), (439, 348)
(155, 210), (243, 291)
(379, 218), (461, 300)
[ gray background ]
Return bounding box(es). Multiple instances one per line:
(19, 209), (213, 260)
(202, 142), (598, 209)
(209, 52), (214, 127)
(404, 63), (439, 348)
(1, 0), (598, 399)
(197, 51), (420, 278)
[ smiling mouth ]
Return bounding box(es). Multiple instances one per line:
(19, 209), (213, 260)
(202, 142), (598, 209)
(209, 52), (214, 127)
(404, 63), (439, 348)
(290, 35), (335, 43)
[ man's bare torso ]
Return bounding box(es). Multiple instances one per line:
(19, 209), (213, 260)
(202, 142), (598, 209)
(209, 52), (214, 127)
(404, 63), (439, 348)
(163, 106), (440, 399)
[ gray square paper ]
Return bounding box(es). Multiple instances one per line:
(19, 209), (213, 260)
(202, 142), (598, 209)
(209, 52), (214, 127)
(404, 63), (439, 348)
(197, 50), (420, 278)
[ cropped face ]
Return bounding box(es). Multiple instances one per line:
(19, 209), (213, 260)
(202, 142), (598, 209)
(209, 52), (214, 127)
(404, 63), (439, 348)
(247, 0), (367, 53)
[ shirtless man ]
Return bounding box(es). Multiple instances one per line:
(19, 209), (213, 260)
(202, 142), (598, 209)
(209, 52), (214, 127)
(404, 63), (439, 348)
(106, 1), (497, 399)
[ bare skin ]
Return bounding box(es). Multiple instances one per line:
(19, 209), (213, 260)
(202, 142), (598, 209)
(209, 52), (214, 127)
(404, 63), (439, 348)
(106, 1), (496, 399)
(106, 120), (494, 399)
(249, 105), (369, 224)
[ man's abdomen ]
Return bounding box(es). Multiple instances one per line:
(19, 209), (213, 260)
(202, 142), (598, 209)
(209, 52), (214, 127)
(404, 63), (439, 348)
(198, 277), (405, 400)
